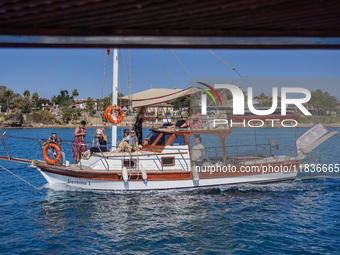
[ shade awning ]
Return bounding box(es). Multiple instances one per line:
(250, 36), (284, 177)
(121, 87), (199, 108)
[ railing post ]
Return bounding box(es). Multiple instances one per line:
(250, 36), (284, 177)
(178, 148), (189, 171)
(151, 148), (163, 171)
(97, 146), (109, 171)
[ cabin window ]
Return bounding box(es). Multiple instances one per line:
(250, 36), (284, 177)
(148, 133), (161, 145)
(171, 135), (185, 146)
(156, 134), (172, 146)
(122, 159), (136, 169)
(161, 157), (175, 166)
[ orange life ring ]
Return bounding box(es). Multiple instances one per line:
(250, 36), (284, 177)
(43, 143), (62, 165)
(105, 105), (124, 124)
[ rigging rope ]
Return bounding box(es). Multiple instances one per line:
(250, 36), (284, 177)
(121, 50), (129, 106)
(168, 50), (191, 83)
(1, 50), (66, 138)
(208, 50), (248, 78)
(0, 164), (42, 191)
(171, 50), (193, 78)
(154, 50), (175, 89)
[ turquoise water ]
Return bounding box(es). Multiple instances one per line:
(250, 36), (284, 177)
(0, 127), (339, 254)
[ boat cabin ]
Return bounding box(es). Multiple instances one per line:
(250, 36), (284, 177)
(142, 127), (233, 164)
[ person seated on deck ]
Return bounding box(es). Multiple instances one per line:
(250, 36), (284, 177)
(191, 135), (205, 167)
(113, 129), (139, 153)
(166, 118), (190, 129)
(128, 129), (139, 151)
(166, 108), (190, 129)
(112, 129), (131, 153)
(43, 132), (66, 165)
(90, 128), (108, 154)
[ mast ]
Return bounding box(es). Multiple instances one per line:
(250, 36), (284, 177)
(112, 49), (118, 148)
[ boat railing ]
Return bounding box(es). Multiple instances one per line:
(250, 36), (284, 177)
(0, 134), (53, 163)
(95, 146), (110, 171)
(301, 149), (325, 165)
(226, 144), (296, 164)
(0, 134), (192, 172)
(203, 143), (296, 165)
(0, 134), (115, 168)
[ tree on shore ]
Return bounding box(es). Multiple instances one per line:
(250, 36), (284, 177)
(53, 90), (73, 106)
(23, 90), (30, 98)
(85, 97), (95, 116)
(99, 96), (111, 111)
(72, 89), (79, 99)
(309, 89), (337, 115)
(4, 89), (13, 113)
(62, 112), (72, 124)
(32, 92), (39, 102)
(31, 92), (40, 111)
(172, 96), (190, 110)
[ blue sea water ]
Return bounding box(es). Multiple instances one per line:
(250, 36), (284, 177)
(0, 127), (340, 254)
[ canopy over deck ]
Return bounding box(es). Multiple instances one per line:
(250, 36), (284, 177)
(121, 87), (199, 108)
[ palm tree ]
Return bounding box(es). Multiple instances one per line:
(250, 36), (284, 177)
(4, 89), (13, 113)
(32, 92), (39, 102)
(12, 95), (22, 110)
(258, 92), (267, 100)
(72, 89), (79, 99)
(51, 95), (57, 105)
(85, 97), (94, 111)
(23, 90), (30, 98)
(60, 90), (69, 98)
(31, 92), (40, 111)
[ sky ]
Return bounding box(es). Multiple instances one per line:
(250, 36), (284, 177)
(1, 48), (340, 100)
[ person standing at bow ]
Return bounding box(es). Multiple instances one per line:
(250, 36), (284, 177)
(72, 120), (87, 163)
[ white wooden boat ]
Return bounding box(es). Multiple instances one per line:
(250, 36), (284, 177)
(25, 127), (302, 191)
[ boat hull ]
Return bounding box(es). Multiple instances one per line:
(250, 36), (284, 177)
(37, 165), (299, 191)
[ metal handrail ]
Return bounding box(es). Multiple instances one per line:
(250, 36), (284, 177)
(150, 147), (163, 171)
(178, 148), (189, 171)
(97, 146), (110, 171)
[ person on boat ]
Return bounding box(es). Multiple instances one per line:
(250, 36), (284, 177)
(167, 109), (191, 129)
(43, 132), (66, 165)
(191, 135), (205, 167)
(113, 129), (130, 153)
(133, 107), (156, 145)
(90, 128), (107, 154)
(128, 129), (139, 151)
(72, 120), (87, 163)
